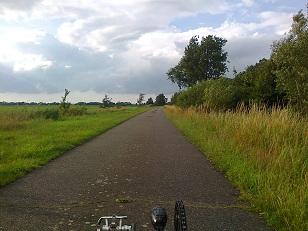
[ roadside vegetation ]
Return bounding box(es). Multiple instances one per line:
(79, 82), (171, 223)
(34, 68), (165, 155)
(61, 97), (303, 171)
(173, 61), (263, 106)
(168, 8), (307, 114)
(164, 105), (307, 231)
(0, 105), (151, 187)
(164, 7), (307, 231)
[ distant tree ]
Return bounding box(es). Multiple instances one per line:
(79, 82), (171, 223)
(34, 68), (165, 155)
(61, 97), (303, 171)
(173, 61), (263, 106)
(137, 93), (145, 105)
(59, 89), (71, 114)
(271, 7), (308, 111)
(115, 102), (132, 107)
(170, 92), (181, 105)
(167, 35), (228, 88)
(101, 94), (113, 108)
(146, 97), (154, 105)
(155, 93), (167, 106)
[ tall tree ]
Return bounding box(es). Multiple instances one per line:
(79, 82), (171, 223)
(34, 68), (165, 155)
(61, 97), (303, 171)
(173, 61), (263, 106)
(59, 89), (71, 114)
(137, 93), (145, 105)
(167, 35), (228, 89)
(155, 93), (167, 106)
(233, 59), (284, 106)
(101, 94), (113, 108)
(271, 7), (308, 110)
(146, 97), (154, 105)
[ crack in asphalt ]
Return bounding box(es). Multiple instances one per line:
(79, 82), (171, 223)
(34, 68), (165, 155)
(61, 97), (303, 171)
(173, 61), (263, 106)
(1, 197), (249, 211)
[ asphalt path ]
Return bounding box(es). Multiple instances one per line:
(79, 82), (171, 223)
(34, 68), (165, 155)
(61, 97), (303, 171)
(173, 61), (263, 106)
(0, 108), (274, 230)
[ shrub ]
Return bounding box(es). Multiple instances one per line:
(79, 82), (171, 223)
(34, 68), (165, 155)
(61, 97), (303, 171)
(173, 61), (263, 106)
(176, 81), (208, 108)
(36, 107), (60, 120)
(203, 77), (239, 111)
(66, 106), (88, 116)
(175, 78), (240, 111)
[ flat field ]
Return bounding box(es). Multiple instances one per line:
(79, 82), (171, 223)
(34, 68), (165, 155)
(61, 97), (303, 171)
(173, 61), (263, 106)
(0, 105), (152, 187)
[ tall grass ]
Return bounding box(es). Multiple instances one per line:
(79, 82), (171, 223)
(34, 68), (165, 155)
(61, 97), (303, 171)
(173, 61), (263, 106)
(163, 105), (307, 231)
(0, 105), (90, 128)
(0, 106), (151, 187)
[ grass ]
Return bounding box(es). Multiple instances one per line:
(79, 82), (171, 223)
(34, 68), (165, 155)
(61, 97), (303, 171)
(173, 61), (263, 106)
(163, 105), (307, 231)
(0, 105), (152, 187)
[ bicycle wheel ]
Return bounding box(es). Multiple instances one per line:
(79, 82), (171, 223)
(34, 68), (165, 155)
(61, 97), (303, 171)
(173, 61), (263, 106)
(174, 201), (188, 231)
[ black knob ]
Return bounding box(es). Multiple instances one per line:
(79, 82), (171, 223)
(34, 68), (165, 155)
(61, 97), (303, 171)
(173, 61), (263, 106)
(151, 206), (168, 230)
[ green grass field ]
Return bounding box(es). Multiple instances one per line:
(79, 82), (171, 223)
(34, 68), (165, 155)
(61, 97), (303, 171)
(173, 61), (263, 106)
(163, 105), (307, 231)
(0, 105), (152, 187)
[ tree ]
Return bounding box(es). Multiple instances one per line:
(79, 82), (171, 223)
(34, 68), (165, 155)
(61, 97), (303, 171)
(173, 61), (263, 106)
(203, 78), (239, 111)
(173, 79), (239, 111)
(59, 89), (71, 114)
(199, 35), (228, 80)
(233, 59), (284, 106)
(170, 92), (181, 105)
(271, 7), (308, 111)
(146, 97), (154, 105)
(155, 94), (167, 106)
(101, 94), (113, 108)
(175, 82), (208, 108)
(167, 35), (228, 89)
(137, 93), (145, 105)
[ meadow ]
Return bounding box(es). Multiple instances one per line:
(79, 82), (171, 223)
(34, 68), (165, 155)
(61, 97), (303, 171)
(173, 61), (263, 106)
(0, 105), (151, 187)
(163, 105), (307, 231)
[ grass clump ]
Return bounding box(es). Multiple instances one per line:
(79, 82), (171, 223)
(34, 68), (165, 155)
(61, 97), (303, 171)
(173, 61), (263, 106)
(163, 105), (307, 231)
(0, 106), (151, 187)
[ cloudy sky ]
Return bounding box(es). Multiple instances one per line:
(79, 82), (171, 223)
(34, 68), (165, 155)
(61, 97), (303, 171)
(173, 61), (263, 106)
(0, 0), (305, 103)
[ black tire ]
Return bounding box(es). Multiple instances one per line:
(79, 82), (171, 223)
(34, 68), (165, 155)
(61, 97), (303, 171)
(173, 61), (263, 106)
(174, 201), (188, 231)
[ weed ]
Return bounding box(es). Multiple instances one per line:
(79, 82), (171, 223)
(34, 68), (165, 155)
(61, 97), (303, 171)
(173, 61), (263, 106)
(163, 105), (307, 231)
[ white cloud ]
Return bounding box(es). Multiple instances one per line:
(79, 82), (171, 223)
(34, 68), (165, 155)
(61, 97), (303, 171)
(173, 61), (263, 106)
(257, 11), (294, 35)
(13, 54), (52, 72)
(126, 30), (184, 59)
(0, 0), (39, 20)
(0, 0), (304, 102)
(241, 0), (255, 7)
(0, 28), (46, 64)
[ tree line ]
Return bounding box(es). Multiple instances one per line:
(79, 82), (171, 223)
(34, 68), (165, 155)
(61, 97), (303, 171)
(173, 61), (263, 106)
(0, 100), (132, 107)
(168, 7), (307, 113)
(137, 93), (168, 106)
(0, 93), (167, 107)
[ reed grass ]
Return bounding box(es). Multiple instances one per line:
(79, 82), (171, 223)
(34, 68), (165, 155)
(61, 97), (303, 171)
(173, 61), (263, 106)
(163, 105), (307, 231)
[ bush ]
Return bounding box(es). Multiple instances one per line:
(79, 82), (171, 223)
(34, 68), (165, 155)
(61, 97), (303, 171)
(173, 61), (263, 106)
(175, 78), (240, 111)
(26, 107), (60, 120)
(37, 107), (60, 120)
(66, 106), (88, 116)
(176, 81), (209, 108)
(203, 77), (239, 111)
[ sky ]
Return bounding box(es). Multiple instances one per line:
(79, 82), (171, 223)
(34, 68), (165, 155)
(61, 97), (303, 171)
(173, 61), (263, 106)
(0, 0), (306, 103)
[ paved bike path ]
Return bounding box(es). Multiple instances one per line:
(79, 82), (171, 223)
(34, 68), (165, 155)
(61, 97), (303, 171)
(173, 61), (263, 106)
(0, 108), (273, 230)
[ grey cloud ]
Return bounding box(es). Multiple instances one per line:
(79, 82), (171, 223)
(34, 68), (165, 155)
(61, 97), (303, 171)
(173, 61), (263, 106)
(8, 31), (178, 95)
(109, 56), (179, 95)
(10, 33), (112, 93)
(0, 63), (41, 93)
(0, 0), (301, 101)
(225, 34), (280, 74)
(0, 0), (39, 11)
(54, 0), (230, 53)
